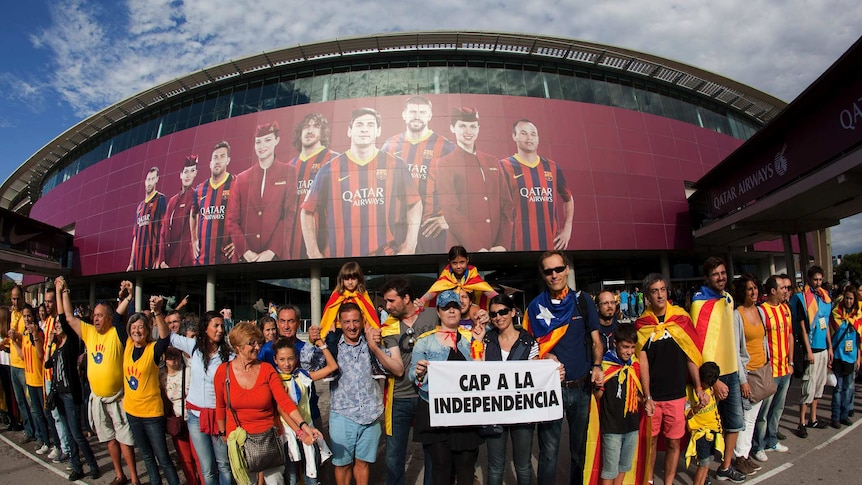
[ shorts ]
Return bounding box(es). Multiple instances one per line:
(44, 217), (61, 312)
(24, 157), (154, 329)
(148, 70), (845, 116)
(651, 397), (686, 439)
(88, 393), (135, 446)
(329, 411), (381, 466)
(717, 372), (744, 432)
(801, 350), (828, 403)
(695, 435), (717, 467)
(600, 430), (638, 479)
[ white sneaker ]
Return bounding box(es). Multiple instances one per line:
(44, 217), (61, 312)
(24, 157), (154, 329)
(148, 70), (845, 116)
(752, 450), (768, 462)
(768, 442), (789, 453)
(47, 446), (60, 460)
(35, 443), (50, 455)
(52, 451), (69, 463)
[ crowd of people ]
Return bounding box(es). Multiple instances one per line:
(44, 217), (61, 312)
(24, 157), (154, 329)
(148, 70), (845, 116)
(0, 249), (860, 485)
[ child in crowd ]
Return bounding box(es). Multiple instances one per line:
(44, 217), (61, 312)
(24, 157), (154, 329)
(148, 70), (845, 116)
(596, 323), (644, 485)
(685, 362), (724, 485)
(318, 262), (385, 379)
(274, 338), (337, 485)
(419, 246), (498, 309)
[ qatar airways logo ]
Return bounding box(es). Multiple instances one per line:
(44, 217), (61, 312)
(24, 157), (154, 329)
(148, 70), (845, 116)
(342, 187), (384, 206)
(200, 204), (226, 220)
(408, 163), (428, 180)
(136, 214), (151, 227)
(712, 143), (789, 210)
(520, 186), (553, 203)
(297, 179), (314, 196)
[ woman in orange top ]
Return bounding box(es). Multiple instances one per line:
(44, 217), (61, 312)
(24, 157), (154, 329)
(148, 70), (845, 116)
(215, 322), (322, 485)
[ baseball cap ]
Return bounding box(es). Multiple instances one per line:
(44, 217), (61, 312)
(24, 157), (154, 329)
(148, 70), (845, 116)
(436, 290), (461, 308)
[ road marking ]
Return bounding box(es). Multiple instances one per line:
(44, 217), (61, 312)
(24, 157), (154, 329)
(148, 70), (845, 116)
(814, 418), (862, 450)
(746, 463), (793, 484)
(0, 432), (87, 484)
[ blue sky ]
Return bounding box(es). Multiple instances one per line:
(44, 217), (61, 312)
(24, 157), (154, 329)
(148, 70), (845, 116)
(1, 1), (861, 254)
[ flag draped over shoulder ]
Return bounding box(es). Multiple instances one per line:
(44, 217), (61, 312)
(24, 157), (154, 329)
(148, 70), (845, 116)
(831, 304), (862, 335)
(689, 285), (733, 364)
(319, 290), (380, 337)
(802, 285), (832, 326)
(602, 352), (642, 416)
(525, 288), (574, 358)
(426, 264), (495, 307)
(634, 304), (703, 366)
(380, 317), (403, 436)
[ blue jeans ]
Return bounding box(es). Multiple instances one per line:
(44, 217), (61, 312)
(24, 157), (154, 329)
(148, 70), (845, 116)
(56, 392), (98, 474)
(537, 384), (591, 485)
(46, 380), (72, 454)
(11, 367), (34, 437)
(27, 384), (52, 446)
(753, 373), (791, 452)
(187, 412), (232, 485)
(386, 397), (432, 485)
(486, 423), (535, 485)
(285, 460), (318, 485)
(717, 373), (744, 432)
(832, 371), (855, 422)
(127, 414), (180, 485)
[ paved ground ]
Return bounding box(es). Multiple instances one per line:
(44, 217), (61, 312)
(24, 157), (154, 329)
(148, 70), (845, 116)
(2, 376), (860, 484)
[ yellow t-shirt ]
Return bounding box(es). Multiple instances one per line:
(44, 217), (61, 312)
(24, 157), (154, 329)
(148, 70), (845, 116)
(123, 340), (163, 418)
(9, 310), (25, 368)
(22, 330), (45, 387)
(80, 322), (124, 397)
(686, 387), (720, 433)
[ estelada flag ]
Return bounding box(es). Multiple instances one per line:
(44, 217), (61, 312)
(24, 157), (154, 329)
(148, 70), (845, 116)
(319, 289), (381, 338)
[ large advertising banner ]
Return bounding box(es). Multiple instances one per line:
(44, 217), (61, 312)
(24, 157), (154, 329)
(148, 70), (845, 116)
(31, 93), (742, 275)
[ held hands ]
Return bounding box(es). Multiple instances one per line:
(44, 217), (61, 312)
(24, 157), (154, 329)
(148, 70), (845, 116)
(54, 276), (66, 293)
(308, 325), (321, 344)
(150, 295), (165, 315)
(365, 325), (382, 347)
(713, 379), (729, 401)
(696, 388), (711, 408)
(471, 320), (486, 342)
(644, 398), (656, 417)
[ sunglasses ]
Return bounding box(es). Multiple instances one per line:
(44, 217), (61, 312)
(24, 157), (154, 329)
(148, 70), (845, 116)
(488, 309), (511, 319)
(542, 265), (566, 276)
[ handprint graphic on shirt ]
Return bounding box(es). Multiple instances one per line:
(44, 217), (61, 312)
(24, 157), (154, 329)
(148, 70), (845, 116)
(92, 344), (105, 364)
(126, 366), (142, 391)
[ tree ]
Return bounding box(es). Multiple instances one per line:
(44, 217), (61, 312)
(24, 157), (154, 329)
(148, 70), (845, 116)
(834, 252), (862, 285)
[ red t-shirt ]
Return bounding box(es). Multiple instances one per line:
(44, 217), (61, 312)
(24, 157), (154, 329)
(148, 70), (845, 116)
(215, 362), (298, 434)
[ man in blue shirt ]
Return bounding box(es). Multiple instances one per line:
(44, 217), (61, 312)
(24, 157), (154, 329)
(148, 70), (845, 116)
(524, 250), (602, 485)
(791, 265), (833, 437)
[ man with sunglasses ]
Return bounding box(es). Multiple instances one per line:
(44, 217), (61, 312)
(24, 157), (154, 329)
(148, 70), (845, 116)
(380, 278), (438, 485)
(523, 250), (602, 485)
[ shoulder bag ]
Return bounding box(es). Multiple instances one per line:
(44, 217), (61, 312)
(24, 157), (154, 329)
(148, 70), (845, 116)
(226, 365), (285, 473)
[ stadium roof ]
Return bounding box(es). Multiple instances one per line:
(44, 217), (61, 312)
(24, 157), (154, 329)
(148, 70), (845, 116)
(1, 30), (787, 212)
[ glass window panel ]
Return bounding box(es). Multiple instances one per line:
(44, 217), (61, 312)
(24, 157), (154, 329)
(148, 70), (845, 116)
(174, 100), (193, 131)
(242, 82), (263, 114)
(293, 77), (312, 104)
(229, 85), (247, 117)
(200, 92), (217, 124)
(349, 70), (372, 98)
(212, 88), (232, 120)
(431, 67), (448, 94)
(448, 66), (468, 94)
(363, 69), (387, 97)
(591, 77), (611, 106)
(524, 70), (544, 98)
(486, 68), (504, 95)
(276, 79), (295, 107)
(559, 74), (579, 101)
(327, 72), (348, 100)
(503, 69), (525, 96)
(465, 67), (489, 94)
(574, 75), (594, 103)
(543, 72), (563, 100)
(185, 96), (204, 129)
(260, 79), (279, 110)
(161, 108), (179, 136)
(617, 84), (639, 110)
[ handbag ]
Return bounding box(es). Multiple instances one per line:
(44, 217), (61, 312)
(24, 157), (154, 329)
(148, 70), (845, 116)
(166, 363), (187, 437)
(45, 388), (58, 411)
(746, 364), (777, 403)
(226, 365), (285, 473)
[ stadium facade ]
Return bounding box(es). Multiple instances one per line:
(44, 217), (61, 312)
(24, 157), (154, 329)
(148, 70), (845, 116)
(1, 31), (792, 319)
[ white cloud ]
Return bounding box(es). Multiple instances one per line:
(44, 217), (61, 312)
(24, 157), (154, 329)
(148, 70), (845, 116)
(0, 73), (46, 113)
(26, 1), (861, 117)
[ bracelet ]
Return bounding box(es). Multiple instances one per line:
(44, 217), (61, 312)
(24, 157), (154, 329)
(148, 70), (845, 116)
(298, 421), (308, 429)
(62, 289), (71, 294)
(592, 364), (601, 368)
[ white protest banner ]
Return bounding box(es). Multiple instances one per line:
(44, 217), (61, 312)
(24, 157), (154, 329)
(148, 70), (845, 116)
(427, 359), (563, 427)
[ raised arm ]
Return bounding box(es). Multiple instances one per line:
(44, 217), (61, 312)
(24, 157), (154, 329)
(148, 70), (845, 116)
(116, 280), (133, 316)
(55, 277), (83, 338)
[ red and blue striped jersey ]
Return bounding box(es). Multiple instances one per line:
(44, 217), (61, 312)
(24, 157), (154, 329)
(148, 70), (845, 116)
(381, 131), (455, 220)
(301, 149), (420, 258)
(193, 174), (234, 266)
(288, 147), (338, 259)
(500, 155), (572, 251)
(131, 191), (166, 270)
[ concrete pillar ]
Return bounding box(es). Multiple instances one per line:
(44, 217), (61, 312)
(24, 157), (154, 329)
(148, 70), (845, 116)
(206, 269), (216, 312)
(660, 253), (671, 287)
(782, 233), (796, 284)
(135, 276), (143, 309)
(819, 228), (833, 283)
(768, 255), (776, 276)
(568, 266), (576, 291)
(89, 281), (96, 309)
(310, 264), (322, 327)
(798, 232), (809, 280)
